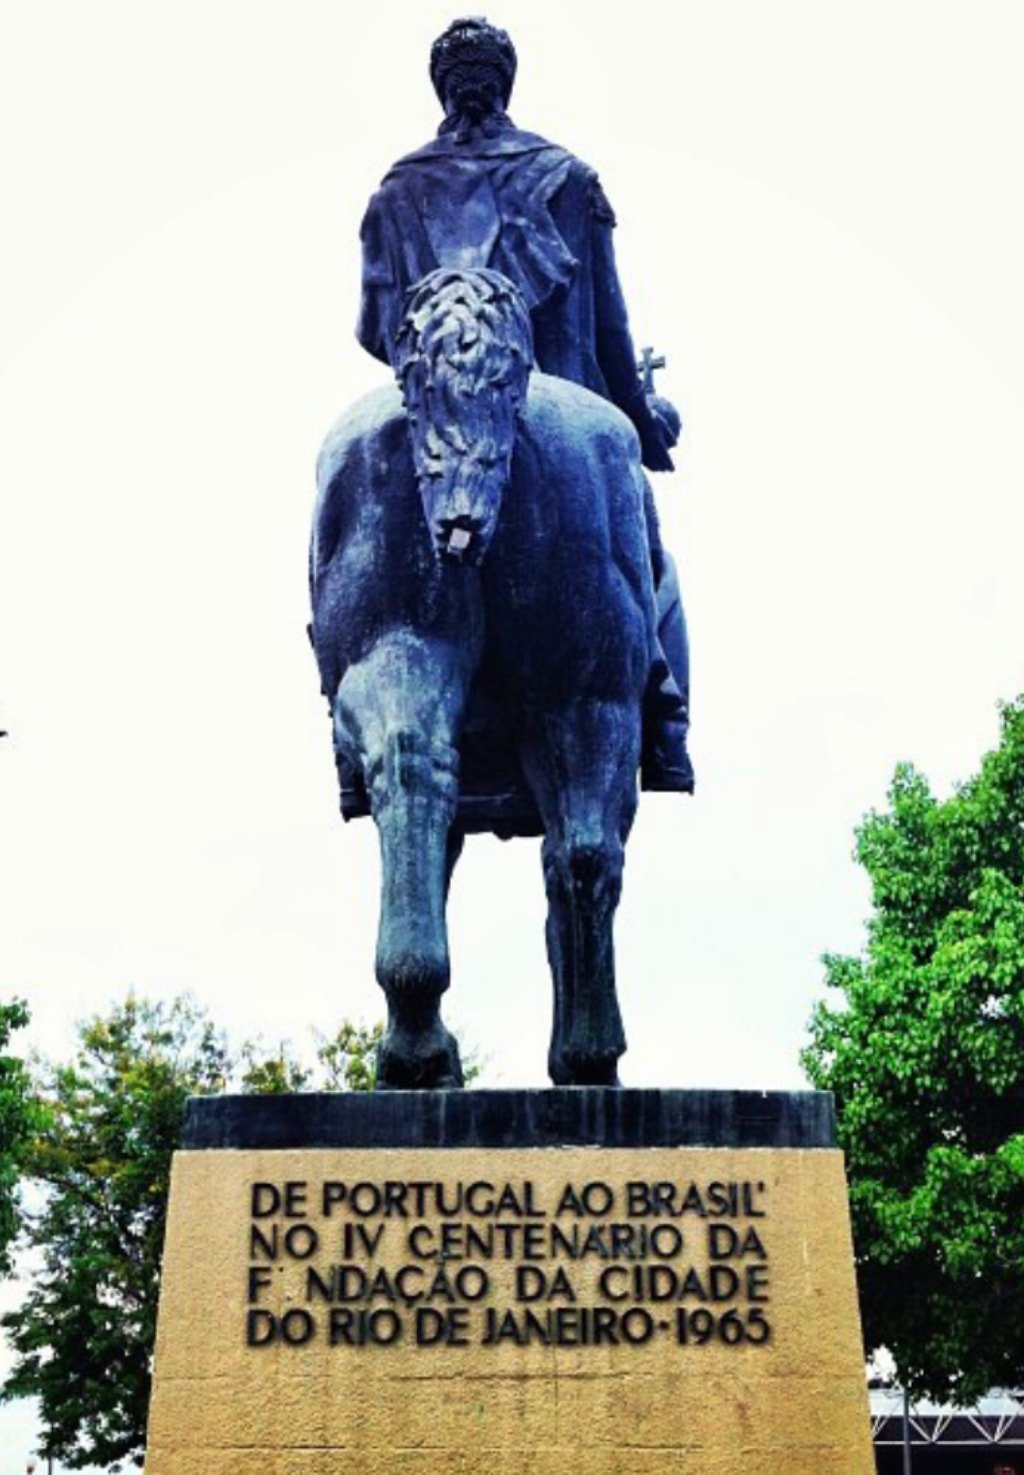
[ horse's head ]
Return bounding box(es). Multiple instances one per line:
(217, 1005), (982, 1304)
(395, 268), (533, 566)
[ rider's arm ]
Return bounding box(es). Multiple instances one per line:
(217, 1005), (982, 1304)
(590, 183), (674, 474)
(356, 190), (398, 366)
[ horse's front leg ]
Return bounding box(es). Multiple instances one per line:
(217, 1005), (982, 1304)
(521, 701), (641, 1086)
(334, 631), (471, 1088)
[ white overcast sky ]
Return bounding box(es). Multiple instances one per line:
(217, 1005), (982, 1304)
(2, 0), (1024, 1461)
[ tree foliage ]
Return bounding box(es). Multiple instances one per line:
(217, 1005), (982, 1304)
(1, 996), (229, 1469)
(237, 1039), (312, 1094)
(240, 1020), (479, 1094)
(0, 998), (34, 1276)
(804, 697), (1024, 1401)
(2, 999), (418, 1467)
(315, 1020), (385, 1091)
(238, 1021), (386, 1094)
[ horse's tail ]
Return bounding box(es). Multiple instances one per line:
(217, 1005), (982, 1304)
(393, 267), (533, 563)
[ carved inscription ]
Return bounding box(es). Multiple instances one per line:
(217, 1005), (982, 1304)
(244, 1178), (771, 1350)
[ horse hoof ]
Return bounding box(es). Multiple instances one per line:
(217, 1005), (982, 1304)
(547, 1049), (573, 1086)
(376, 1021), (464, 1090)
(560, 1050), (622, 1087)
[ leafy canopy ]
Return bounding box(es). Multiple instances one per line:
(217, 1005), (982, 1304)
(239, 1020), (480, 1095)
(804, 697), (1024, 1401)
(1, 996), (229, 1469)
(238, 1020), (385, 1095)
(2, 999), (436, 1468)
(0, 998), (34, 1276)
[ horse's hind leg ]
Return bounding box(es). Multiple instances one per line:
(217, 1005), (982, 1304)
(334, 632), (470, 1089)
(521, 701), (641, 1086)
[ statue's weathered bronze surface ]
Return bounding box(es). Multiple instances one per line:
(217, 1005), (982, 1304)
(310, 18), (692, 1088)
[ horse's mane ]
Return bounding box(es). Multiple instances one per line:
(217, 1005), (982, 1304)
(393, 268), (533, 542)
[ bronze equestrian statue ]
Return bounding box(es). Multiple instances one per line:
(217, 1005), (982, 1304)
(310, 18), (692, 1088)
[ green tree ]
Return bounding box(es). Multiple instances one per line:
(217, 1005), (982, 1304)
(1, 996), (229, 1469)
(237, 1022), (385, 1092)
(804, 697), (1024, 1401)
(0, 998), (34, 1275)
(3, 1000), (427, 1467)
(237, 1039), (312, 1094)
(315, 1020), (385, 1091)
(242, 1021), (480, 1093)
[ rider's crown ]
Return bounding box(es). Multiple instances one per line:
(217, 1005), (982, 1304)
(430, 17), (518, 107)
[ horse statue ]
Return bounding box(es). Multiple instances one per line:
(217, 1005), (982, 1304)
(310, 267), (659, 1089)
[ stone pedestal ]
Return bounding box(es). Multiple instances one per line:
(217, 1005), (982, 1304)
(146, 1089), (873, 1474)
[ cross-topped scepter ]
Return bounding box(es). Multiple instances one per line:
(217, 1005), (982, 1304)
(637, 345), (666, 395)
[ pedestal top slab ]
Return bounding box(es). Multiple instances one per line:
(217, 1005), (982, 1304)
(183, 1088), (835, 1151)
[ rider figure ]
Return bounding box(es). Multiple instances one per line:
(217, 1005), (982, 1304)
(356, 16), (693, 793)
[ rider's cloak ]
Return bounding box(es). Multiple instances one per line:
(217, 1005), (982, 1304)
(357, 119), (672, 474)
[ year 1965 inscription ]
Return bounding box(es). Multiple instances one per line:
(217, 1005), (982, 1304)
(244, 1177), (771, 1351)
